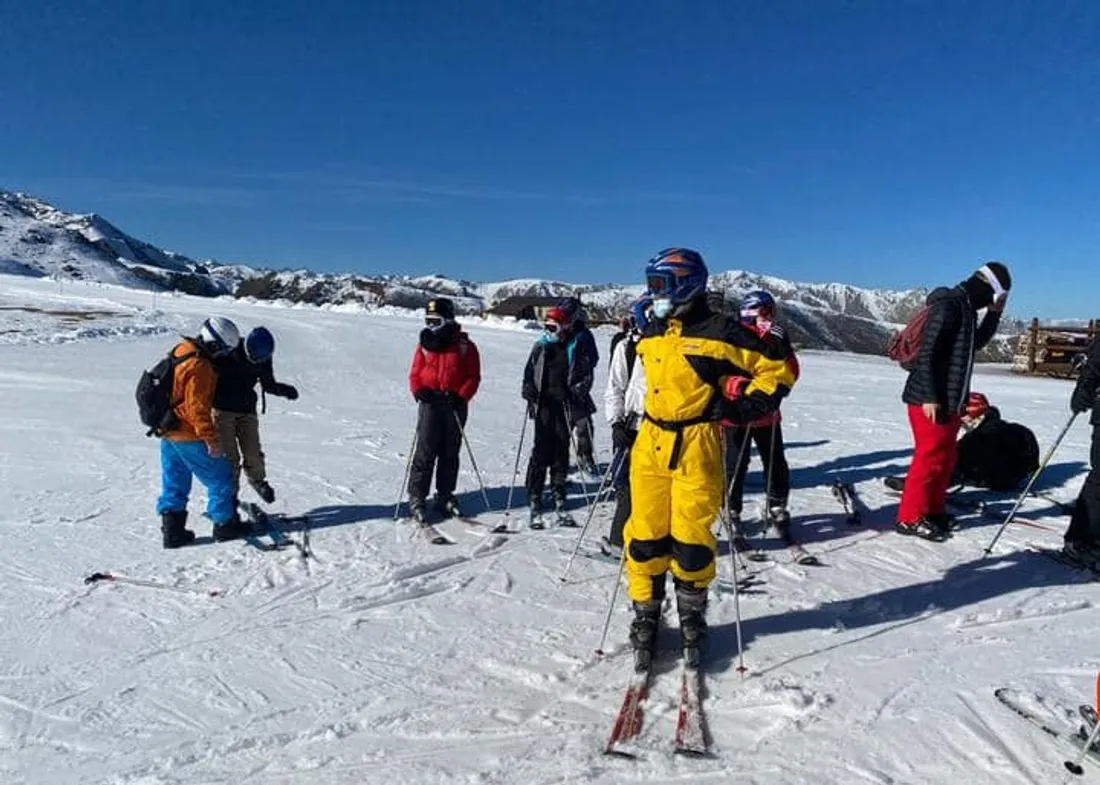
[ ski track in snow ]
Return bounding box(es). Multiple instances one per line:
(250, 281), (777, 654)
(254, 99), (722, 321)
(0, 273), (1097, 785)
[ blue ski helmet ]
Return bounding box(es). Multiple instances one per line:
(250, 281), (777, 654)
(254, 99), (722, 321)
(244, 326), (275, 363)
(739, 290), (776, 322)
(644, 248), (708, 305)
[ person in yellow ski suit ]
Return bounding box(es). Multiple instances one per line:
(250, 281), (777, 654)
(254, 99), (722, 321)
(626, 248), (798, 671)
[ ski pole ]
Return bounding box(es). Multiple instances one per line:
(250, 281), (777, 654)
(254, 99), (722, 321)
(504, 406), (530, 517)
(1065, 712), (1100, 775)
(983, 412), (1078, 556)
(718, 490), (749, 676)
(393, 426), (419, 521)
(594, 541), (628, 657)
(560, 449), (624, 583)
(723, 425), (755, 569)
(453, 410), (494, 515)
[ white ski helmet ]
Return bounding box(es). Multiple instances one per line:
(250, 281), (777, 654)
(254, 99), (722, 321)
(199, 316), (240, 356)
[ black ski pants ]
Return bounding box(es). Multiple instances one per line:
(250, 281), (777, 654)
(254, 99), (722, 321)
(724, 422), (790, 515)
(407, 400), (467, 504)
(525, 402), (570, 504)
(1066, 425), (1100, 545)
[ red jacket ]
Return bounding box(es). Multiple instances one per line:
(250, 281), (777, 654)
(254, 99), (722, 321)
(409, 327), (481, 402)
(723, 321), (800, 429)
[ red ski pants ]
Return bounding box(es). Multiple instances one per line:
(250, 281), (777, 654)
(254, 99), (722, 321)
(898, 405), (962, 522)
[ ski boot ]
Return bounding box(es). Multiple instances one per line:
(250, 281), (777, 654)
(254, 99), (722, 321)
(1063, 540), (1100, 572)
(552, 486), (576, 527)
(213, 512), (253, 542)
(251, 480), (276, 504)
(768, 505), (792, 541)
(927, 511), (957, 533)
(409, 498), (428, 524)
(436, 495), (462, 519)
(161, 510), (195, 549)
(529, 498), (546, 530)
(628, 600), (662, 673)
(728, 512), (754, 553)
(894, 517), (948, 542)
(675, 583), (708, 669)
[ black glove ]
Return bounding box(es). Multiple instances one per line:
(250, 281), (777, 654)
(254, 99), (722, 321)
(722, 394), (771, 425)
(611, 421), (636, 451)
(1071, 385), (1095, 415)
(522, 383), (538, 404)
(414, 388), (439, 405)
(278, 384), (299, 401)
(444, 391), (464, 408)
(526, 401), (537, 420)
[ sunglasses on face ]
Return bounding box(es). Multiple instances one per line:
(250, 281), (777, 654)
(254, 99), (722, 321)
(425, 316), (444, 327)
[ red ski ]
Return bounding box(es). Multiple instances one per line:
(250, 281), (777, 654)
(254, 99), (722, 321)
(673, 666), (709, 755)
(604, 671), (650, 757)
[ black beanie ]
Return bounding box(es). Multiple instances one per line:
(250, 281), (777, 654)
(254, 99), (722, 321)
(426, 297), (456, 321)
(979, 261), (1012, 293)
(962, 261), (1011, 310)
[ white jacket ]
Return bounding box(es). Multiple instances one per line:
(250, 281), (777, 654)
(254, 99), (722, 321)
(604, 335), (646, 428)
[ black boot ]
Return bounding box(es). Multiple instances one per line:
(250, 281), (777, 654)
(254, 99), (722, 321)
(768, 506), (792, 541)
(161, 511), (195, 549)
(552, 485), (567, 512)
(628, 600), (662, 673)
(675, 582), (708, 669)
(251, 480), (276, 504)
(213, 512), (253, 542)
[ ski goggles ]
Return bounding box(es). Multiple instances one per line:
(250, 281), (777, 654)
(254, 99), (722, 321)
(646, 272), (676, 296)
(543, 321), (562, 334)
(425, 315), (444, 327)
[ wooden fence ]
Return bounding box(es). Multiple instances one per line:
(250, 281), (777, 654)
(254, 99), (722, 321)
(1013, 318), (1098, 377)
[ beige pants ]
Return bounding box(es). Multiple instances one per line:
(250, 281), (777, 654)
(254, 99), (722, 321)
(212, 410), (266, 492)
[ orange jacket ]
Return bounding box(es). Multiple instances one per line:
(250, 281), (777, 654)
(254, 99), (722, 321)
(162, 339), (220, 447)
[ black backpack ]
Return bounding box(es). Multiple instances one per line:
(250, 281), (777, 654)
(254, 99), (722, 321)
(136, 350), (196, 437)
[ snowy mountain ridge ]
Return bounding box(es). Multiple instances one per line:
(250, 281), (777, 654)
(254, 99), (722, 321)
(0, 189), (1017, 356)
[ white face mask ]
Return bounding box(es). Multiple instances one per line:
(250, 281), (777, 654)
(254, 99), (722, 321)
(652, 298), (674, 319)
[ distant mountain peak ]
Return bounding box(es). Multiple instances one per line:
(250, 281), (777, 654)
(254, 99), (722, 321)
(0, 189), (1019, 359)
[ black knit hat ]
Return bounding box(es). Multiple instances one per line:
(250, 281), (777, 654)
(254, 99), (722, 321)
(425, 297), (456, 321)
(976, 261), (1012, 294)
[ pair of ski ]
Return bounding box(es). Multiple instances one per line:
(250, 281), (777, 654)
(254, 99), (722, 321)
(605, 662), (708, 757)
(242, 502), (311, 558)
(994, 687), (1100, 774)
(408, 506), (518, 545)
(732, 522), (821, 566)
(414, 516), (511, 545)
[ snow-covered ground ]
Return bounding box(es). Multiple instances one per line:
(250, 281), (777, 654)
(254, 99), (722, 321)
(0, 273), (1096, 785)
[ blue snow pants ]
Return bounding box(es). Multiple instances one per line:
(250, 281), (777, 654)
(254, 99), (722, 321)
(156, 439), (236, 526)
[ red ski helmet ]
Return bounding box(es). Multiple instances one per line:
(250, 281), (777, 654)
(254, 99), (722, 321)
(965, 392), (990, 420)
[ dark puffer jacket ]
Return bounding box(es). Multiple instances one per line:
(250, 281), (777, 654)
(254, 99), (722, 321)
(1072, 338), (1100, 426)
(956, 407), (1039, 490)
(522, 331), (597, 424)
(902, 286), (1001, 416)
(213, 346), (296, 414)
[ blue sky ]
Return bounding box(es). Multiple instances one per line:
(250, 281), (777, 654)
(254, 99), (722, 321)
(2, 1), (1098, 317)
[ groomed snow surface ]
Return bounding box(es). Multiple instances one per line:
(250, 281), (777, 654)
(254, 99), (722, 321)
(1, 274), (1096, 785)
